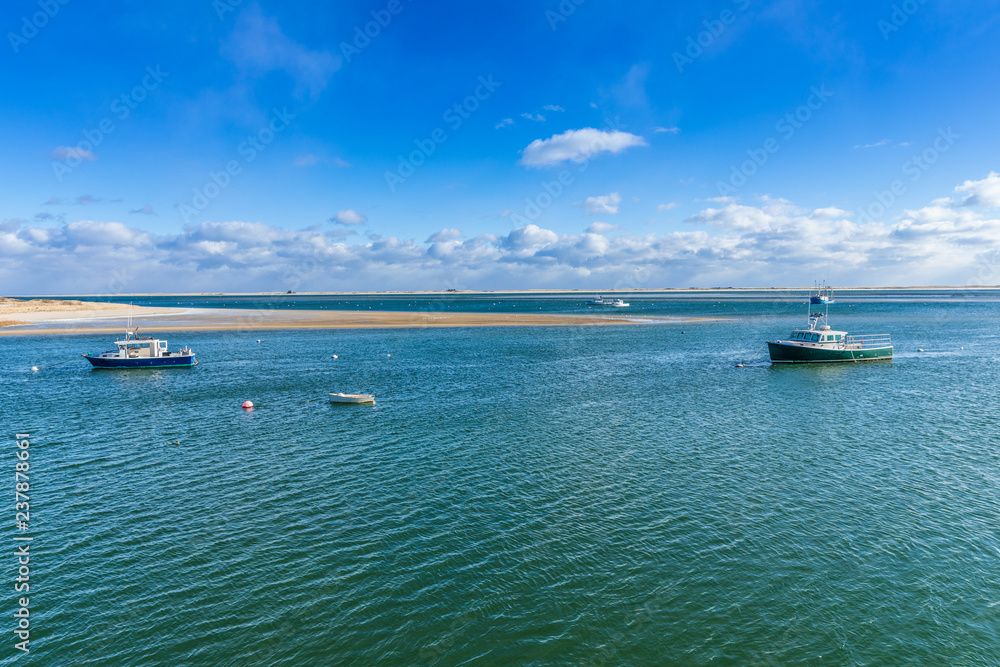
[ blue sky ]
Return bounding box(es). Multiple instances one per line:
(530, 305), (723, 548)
(3, 0), (1000, 293)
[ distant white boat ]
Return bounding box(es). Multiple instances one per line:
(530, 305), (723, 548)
(609, 299), (629, 308)
(330, 392), (375, 404)
(588, 295), (607, 304)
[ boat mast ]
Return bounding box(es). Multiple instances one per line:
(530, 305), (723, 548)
(807, 283), (830, 330)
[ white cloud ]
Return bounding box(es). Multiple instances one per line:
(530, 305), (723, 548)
(853, 140), (889, 149)
(426, 228), (462, 243)
(811, 207), (848, 219)
(222, 6), (340, 98)
(495, 118), (514, 129)
(586, 221), (620, 234)
(49, 146), (96, 162)
(610, 63), (650, 109)
(654, 126), (680, 134)
(955, 171), (1000, 208)
(521, 112), (546, 122)
(501, 224), (559, 257)
(6, 173), (1000, 293)
(293, 154), (351, 168)
(331, 209), (367, 225)
(576, 192), (623, 216)
(543, 105), (565, 112)
(63, 221), (153, 248)
(519, 128), (648, 168)
(657, 202), (679, 211)
(129, 205), (156, 216)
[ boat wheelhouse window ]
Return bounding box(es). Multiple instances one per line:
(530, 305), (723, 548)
(835, 335), (842, 341)
(811, 334), (820, 341)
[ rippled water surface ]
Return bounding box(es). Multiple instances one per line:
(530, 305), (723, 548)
(2, 294), (1000, 665)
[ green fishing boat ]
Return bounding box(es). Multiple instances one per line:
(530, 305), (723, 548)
(767, 290), (892, 364)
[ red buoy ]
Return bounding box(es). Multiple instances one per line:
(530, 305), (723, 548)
(242, 401), (254, 409)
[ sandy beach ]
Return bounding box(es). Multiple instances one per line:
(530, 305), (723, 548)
(0, 298), (187, 326)
(0, 298), (702, 335)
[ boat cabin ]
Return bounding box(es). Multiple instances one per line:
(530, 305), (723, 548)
(118, 337), (166, 358)
(97, 336), (190, 359)
(783, 325), (848, 347)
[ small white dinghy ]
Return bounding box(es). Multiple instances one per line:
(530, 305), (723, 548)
(330, 392), (375, 404)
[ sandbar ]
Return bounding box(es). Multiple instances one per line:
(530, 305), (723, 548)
(0, 299), (710, 335)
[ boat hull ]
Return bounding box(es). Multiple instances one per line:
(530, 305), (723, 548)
(84, 355), (196, 368)
(767, 342), (892, 364)
(329, 393), (375, 404)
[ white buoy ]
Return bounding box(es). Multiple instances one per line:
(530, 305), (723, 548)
(332, 354), (338, 359)
(918, 348), (925, 352)
(736, 364), (745, 368)
(30, 366), (38, 372)
(387, 353), (391, 357)
(257, 339), (261, 343)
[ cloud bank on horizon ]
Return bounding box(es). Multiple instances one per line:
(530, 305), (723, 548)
(4, 173), (1000, 294)
(2, 1), (999, 293)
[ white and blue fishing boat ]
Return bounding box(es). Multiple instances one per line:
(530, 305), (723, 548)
(83, 328), (196, 369)
(810, 283), (835, 304)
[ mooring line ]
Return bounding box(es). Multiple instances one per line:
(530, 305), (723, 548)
(736, 343), (767, 368)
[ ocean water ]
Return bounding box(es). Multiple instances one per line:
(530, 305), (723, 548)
(2, 293), (1000, 665)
